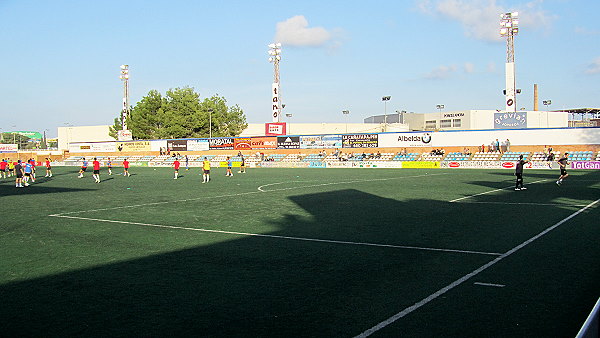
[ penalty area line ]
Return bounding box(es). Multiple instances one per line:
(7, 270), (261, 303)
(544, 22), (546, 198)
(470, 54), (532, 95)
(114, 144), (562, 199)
(48, 214), (501, 257)
(354, 198), (600, 337)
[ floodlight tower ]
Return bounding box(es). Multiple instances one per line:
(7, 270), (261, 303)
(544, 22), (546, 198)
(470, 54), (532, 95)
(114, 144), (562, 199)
(268, 43), (282, 122)
(119, 65), (130, 130)
(500, 12), (519, 112)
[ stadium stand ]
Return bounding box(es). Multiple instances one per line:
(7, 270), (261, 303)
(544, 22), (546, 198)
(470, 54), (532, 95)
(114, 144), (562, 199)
(444, 152), (471, 161)
(500, 151), (531, 161)
(471, 151), (501, 161)
(392, 152), (419, 161)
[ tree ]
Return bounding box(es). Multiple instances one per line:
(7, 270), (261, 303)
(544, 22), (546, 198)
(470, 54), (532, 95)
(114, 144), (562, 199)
(113, 87), (247, 140)
(108, 114), (125, 140)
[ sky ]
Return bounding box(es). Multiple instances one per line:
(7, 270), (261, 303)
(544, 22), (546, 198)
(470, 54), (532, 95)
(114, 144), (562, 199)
(1, 0), (599, 137)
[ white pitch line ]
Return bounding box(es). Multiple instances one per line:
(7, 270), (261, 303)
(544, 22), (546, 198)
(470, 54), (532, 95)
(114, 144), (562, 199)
(49, 214), (502, 256)
(449, 179), (548, 203)
(51, 173), (447, 216)
(457, 201), (588, 207)
(355, 198), (600, 337)
(473, 282), (505, 288)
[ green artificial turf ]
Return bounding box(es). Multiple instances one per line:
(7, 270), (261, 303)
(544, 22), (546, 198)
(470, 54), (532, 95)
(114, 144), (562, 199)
(0, 167), (598, 337)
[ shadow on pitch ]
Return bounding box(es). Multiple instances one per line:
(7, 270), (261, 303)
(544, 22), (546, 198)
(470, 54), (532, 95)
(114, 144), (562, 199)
(0, 187), (597, 337)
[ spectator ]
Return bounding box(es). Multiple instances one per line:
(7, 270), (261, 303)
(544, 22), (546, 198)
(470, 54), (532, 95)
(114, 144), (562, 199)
(505, 139), (511, 152)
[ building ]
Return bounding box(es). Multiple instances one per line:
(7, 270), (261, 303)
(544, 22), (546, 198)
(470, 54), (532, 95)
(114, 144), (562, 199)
(366, 110), (568, 131)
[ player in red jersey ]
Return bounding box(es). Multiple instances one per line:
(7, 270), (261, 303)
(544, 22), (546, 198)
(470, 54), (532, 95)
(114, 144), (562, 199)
(123, 159), (130, 177)
(173, 158), (181, 179)
(44, 158), (53, 177)
(92, 157), (101, 183)
(0, 159), (7, 179)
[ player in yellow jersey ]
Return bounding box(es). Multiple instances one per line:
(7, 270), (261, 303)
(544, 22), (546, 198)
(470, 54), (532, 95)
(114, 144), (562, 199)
(202, 157), (210, 183)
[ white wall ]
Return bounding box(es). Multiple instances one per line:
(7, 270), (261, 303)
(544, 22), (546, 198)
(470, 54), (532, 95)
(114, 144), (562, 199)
(58, 125), (112, 150)
(239, 123), (409, 137)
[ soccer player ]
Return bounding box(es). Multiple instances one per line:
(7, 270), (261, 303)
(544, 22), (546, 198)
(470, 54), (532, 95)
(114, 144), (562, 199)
(0, 159), (7, 179)
(8, 159), (15, 177)
(202, 157), (210, 183)
(185, 155), (189, 171)
(514, 154), (529, 191)
(44, 158), (53, 177)
(238, 155), (246, 173)
(23, 160), (33, 186)
(28, 159), (36, 182)
(106, 157), (113, 175)
(556, 152), (569, 186)
(123, 158), (130, 177)
(14, 160), (24, 188)
(78, 158), (88, 178)
(173, 158), (180, 179)
(225, 156), (233, 177)
(92, 157), (101, 183)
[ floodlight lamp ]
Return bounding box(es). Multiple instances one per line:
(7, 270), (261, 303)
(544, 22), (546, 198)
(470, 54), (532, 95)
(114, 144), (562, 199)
(512, 12), (518, 17)
(268, 57), (273, 62)
(276, 56), (281, 60)
(268, 50), (276, 55)
(500, 28), (507, 35)
(120, 65), (128, 69)
(513, 19), (519, 26)
(276, 43), (282, 47)
(268, 43), (276, 48)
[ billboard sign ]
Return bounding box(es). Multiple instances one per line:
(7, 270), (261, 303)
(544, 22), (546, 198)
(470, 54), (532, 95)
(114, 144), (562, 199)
(167, 139), (187, 152)
(209, 138), (234, 150)
(342, 134), (378, 148)
(378, 132), (433, 147)
(187, 139), (209, 151)
(494, 112), (527, 129)
(0, 144), (18, 152)
(265, 122), (287, 136)
(277, 136), (300, 149)
(250, 137), (277, 149)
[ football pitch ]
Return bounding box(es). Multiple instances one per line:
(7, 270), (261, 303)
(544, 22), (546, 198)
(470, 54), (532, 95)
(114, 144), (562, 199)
(1, 167), (598, 337)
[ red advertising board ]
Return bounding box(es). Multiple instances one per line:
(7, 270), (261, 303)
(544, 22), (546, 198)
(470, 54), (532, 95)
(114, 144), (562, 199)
(234, 138), (252, 150)
(265, 122), (287, 136)
(251, 137), (277, 149)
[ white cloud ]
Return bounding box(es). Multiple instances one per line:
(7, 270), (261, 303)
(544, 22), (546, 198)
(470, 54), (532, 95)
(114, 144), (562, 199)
(424, 64), (457, 79)
(575, 26), (600, 36)
(585, 57), (600, 74)
(274, 15), (339, 47)
(464, 62), (475, 73)
(416, 0), (557, 42)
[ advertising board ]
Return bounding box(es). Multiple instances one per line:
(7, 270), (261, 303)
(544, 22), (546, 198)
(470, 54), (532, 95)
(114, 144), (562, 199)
(187, 139), (210, 151)
(250, 137), (277, 149)
(300, 135), (342, 149)
(494, 112), (527, 129)
(571, 161), (600, 169)
(265, 122), (286, 136)
(209, 138), (235, 150)
(0, 144), (18, 152)
(167, 139), (187, 152)
(117, 141), (151, 152)
(277, 136), (300, 149)
(342, 134), (378, 148)
(378, 132), (433, 148)
(401, 161), (440, 169)
(234, 138), (252, 150)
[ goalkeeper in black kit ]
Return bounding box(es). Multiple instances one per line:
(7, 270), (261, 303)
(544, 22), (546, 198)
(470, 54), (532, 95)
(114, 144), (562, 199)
(515, 154), (529, 191)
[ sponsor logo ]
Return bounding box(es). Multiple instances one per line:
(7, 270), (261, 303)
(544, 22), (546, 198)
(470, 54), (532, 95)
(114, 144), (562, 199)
(396, 133), (432, 144)
(571, 161), (600, 169)
(502, 162), (515, 168)
(443, 113), (464, 118)
(449, 162), (460, 168)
